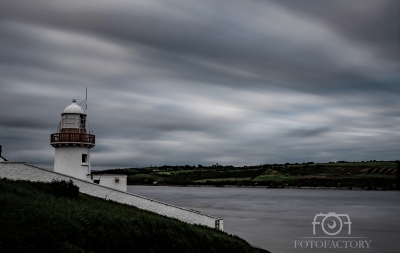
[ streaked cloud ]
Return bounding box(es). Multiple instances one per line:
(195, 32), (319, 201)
(0, 0), (399, 169)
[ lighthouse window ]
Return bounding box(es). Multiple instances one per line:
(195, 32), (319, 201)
(80, 115), (86, 128)
(82, 154), (87, 163)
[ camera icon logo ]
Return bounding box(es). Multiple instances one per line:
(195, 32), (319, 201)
(312, 212), (352, 236)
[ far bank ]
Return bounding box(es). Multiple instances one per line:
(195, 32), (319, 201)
(93, 161), (399, 190)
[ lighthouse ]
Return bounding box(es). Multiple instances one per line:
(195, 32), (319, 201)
(50, 99), (95, 180)
(50, 97), (127, 191)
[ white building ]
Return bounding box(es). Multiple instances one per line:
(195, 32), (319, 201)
(50, 99), (127, 191)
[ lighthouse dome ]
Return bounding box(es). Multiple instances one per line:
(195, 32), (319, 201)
(62, 99), (86, 115)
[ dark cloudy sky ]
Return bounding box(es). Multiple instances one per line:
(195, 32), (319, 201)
(0, 0), (399, 170)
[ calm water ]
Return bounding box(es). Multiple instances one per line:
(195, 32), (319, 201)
(128, 186), (400, 253)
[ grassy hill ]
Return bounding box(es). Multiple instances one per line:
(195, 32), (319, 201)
(95, 161), (399, 189)
(0, 178), (259, 253)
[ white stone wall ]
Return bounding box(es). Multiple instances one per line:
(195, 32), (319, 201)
(61, 114), (81, 129)
(0, 162), (223, 230)
(54, 146), (91, 180)
(87, 174), (127, 192)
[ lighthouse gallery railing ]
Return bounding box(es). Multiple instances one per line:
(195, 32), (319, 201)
(51, 133), (95, 144)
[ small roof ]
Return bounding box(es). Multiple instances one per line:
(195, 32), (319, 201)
(62, 99), (86, 115)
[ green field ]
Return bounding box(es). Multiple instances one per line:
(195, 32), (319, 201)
(345, 174), (395, 179)
(252, 175), (297, 182)
(195, 177), (252, 183)
(154, 170), (205, 176)
(320, 162), (398, 168)
(95, 161), (399, 189)
(0, 178), (258, 253)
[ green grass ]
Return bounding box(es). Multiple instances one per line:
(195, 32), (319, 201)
(154, 169), (260, 177)
(343, 174), (396, 179)
(0, 178), (257, 253)
(129, 173), (161, 179)
(321, 162), (398, 167)
(151, 170), (202, 176)
(153, 171), (173, 175)
(105, 161), (398, 188)
(194, 177), (252, 183)
(153, 170), (204, 176)
(252, 174), (296, 182)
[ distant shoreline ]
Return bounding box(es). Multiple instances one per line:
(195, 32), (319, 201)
(129, 184), (397, 191)
(97, 161), (399, 191)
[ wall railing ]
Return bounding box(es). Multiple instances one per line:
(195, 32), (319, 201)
(50, 133), (95, 144)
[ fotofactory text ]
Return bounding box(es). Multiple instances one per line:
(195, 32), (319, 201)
(294, 212), (371, 250)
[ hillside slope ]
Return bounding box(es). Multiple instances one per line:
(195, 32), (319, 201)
(98, 161), (398, 189)
(0, 178), (258, 253)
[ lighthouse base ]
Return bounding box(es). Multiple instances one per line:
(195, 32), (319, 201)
(54, 146), (91, 180)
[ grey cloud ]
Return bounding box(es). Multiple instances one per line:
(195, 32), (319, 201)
(287, 127), (331, 138)
(271, 0), (400, 61)
(2, 1), (398, 95)
(0, 0), (399, 169)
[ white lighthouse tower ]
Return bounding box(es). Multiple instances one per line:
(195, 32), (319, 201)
(50, 99), (95, 180)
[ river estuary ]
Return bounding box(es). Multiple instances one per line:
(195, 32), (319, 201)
(128, 186), (400, 253)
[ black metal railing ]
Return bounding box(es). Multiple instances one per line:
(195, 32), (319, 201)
(51, 133), (95, 144)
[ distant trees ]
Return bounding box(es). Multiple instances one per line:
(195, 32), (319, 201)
(92, 162), (398, 189)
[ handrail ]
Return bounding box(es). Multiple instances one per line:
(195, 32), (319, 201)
(50, 133), (95, 144)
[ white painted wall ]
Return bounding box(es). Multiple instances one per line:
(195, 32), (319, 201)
(54, 146), (91, 180)
(0, 162), (223, 230)
(87, 174), (127, 192)
(61, 114), (82, 129)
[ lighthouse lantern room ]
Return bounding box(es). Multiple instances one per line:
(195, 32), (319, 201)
(50, 99), (95, 180)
